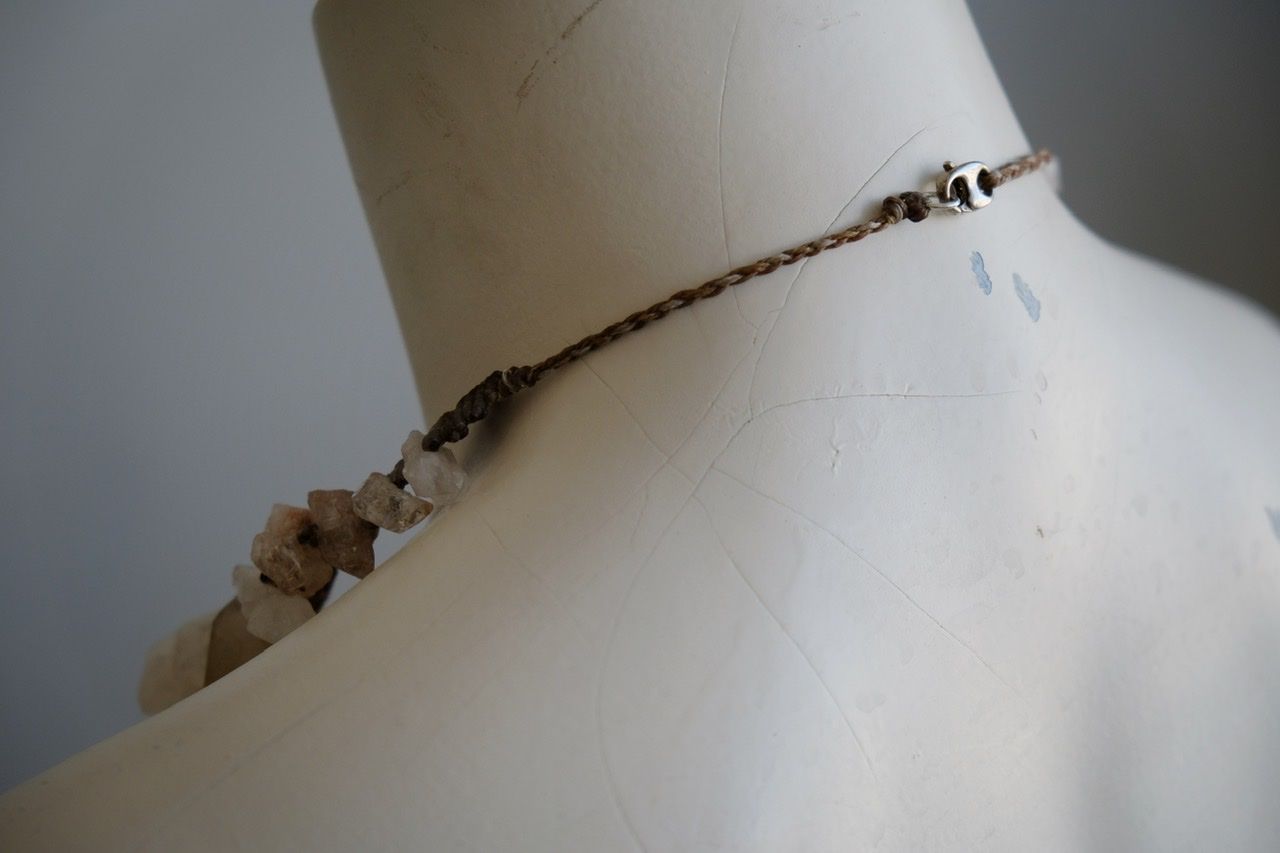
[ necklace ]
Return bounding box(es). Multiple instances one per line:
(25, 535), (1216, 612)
(138, 149), (1054, 713)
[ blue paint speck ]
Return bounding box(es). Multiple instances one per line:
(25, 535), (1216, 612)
(969, 251), (992, 295)
(1267, 507), (1280, 541)
(1013, 273), (1041, 321)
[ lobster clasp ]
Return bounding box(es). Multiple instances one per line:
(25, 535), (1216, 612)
(928, 160), (994, 213)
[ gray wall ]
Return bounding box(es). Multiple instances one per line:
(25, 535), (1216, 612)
(0, 0), (420, 792)
(1, 1), (1277, 792)
(969, 0), (1280, 315)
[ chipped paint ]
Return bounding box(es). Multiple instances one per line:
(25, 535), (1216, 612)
(1013, 272), (1041, 321)
(969, 251), (992, 295)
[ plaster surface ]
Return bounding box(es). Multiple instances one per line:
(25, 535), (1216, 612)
(2, 1), (1278, 849)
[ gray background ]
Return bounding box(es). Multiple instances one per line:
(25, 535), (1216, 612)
(974, 0), (1280, 315)
(1, 0), (1277, 792)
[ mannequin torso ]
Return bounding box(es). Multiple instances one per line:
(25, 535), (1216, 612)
(3, 1), (1279, 850)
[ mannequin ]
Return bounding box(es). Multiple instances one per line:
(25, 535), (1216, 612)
(3, 0), (1279, 849)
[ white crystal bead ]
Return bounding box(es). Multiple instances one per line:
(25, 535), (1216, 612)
(232, 564), (315, 644)
(137, 610), (216, 715)
(400, 430), (467, 507)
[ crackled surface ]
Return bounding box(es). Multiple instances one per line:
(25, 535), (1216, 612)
(4, 1), (1279, 850)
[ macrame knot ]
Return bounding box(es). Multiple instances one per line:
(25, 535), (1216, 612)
(882, 192), (930, 224)
(421, 367), (537, 451)
(502, 365), (537, 392)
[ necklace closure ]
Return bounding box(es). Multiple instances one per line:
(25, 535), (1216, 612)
(927, 160), (994, 213)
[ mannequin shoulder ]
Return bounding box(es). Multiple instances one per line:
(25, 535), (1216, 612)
(1099, 241), (1280, 427)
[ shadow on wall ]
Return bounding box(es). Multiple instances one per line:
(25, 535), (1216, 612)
(969, 0), (1280, 318)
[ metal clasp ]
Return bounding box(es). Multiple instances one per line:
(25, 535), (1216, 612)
(926, 160), (994, 213)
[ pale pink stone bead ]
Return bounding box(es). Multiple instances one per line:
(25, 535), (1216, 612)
(137, 610), (216, 715)
(249, 503), (335, 597)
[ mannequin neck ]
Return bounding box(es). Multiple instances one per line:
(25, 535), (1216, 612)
(316, 0), (1033, 419)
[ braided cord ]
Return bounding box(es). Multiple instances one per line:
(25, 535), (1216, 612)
(406, 149), (1052, 463)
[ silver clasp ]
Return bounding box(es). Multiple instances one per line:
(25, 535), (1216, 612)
(926, 160), (994, 213)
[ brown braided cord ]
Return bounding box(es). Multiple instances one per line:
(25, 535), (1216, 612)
(980, 148), (1052, 191)
(409, 149), (1052, 460)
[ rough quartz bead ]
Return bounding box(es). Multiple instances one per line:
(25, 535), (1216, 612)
(204, 597), (271, 686)
(352, 472), (432, 533)
(232, 564), (315, 643)
(400, 430), (467, 506)
(137, 610), (216, 715)
(308, 488), (378, 578)
(250, 503), (335, 597)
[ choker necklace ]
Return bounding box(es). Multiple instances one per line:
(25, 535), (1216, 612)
(138, 149), (1054, 714)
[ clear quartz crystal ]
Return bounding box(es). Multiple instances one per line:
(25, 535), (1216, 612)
(232, 564), (314, 643)
(401, 430), (467, 507)
(137, 610), (216, 715)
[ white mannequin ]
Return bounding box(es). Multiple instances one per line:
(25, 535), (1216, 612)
(3, 0), (1279, 849)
